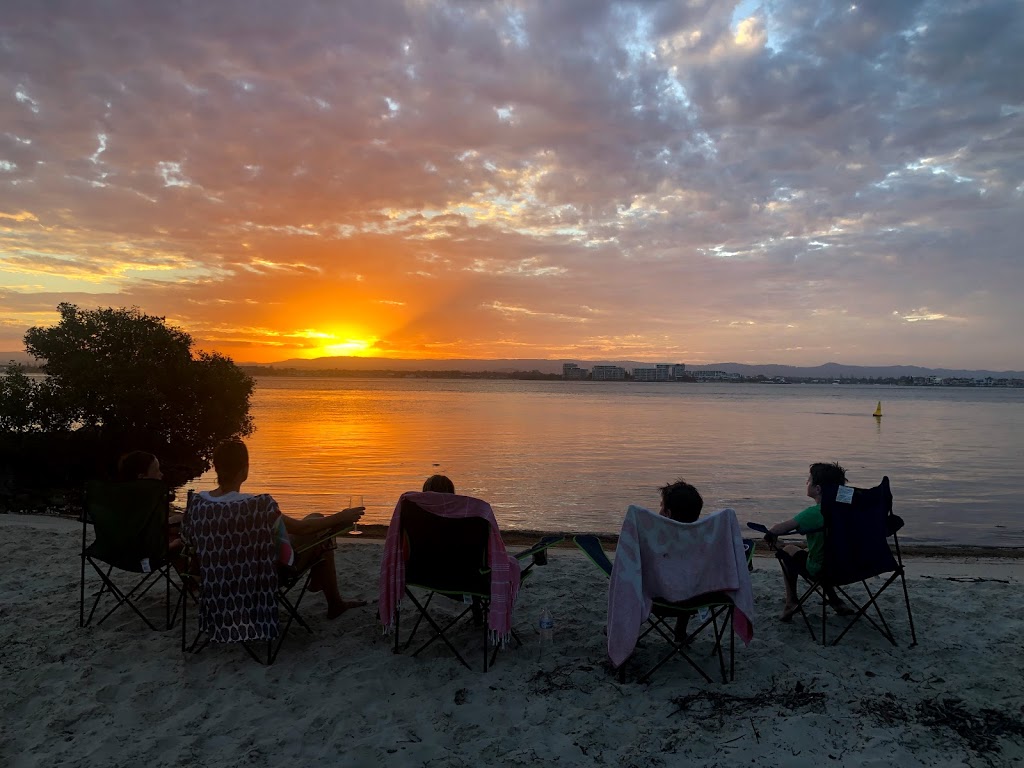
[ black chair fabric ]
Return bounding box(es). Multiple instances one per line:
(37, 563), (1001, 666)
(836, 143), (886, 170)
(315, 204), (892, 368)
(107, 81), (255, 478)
(821, 478), (899, 586)
(80, 479), (175, 630)
(402, 503), (491, 595)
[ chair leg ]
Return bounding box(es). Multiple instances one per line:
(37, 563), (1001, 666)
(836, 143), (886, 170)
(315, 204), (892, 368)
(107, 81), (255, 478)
(401, 591), (434, 651)
(79, 554), (87, 628)
(181, 582), (187, 653)
(165, 564), (171, 630)
(394, 604), (401, 655)
(899, 568), (918, 647)
(403, 590), (473, 669)
(821, 587), (827, 647)
(95, 569), (162, 630)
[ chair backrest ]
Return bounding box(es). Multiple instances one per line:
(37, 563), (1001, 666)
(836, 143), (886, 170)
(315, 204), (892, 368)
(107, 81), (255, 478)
(634, 508), (747, 602)
(820, 477), (899, 585)
(181, 493), (281, 643)
(400, 497), (491, 595)
(85, 479), (169, 570)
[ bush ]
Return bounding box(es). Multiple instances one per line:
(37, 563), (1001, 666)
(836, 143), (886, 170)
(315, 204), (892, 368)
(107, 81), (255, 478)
(0, 303), (255, 508)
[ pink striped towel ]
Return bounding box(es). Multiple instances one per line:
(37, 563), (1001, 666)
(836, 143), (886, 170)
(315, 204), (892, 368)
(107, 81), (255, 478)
(379, 491), (521, 645)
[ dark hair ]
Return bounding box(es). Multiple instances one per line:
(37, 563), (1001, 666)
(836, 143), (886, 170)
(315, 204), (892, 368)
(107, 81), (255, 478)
(422, 474), (455, 494)
(809, 461), (847, 488)
(660, 479), (703, 523)
(213, 441), (249, 486)
(118, 451), (157, 481)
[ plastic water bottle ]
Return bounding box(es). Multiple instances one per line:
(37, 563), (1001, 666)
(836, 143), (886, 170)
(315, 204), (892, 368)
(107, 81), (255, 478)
(539, 608), (554, 645)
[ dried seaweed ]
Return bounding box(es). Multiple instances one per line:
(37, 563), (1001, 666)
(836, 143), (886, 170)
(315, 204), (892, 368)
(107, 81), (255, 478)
(855, 692), (911, 726)
(528, 663), (590, 694)
(668, 680), (827, 723)
(916, 697), (1024, 757)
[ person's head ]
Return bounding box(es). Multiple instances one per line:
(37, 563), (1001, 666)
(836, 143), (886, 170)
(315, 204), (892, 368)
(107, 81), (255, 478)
(659, 479), (703, 523)
(213, 440), (249, 488)
(807, 461), (847, 502)
(118, 451), (161, 481)
(422, 474), (455, 494)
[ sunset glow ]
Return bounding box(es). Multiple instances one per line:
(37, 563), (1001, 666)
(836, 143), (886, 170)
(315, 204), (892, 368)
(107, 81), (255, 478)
(1, 2), (1022, 369)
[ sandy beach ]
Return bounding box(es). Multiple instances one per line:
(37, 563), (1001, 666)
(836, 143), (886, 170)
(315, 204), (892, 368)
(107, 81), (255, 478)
(2, 515), (1022, 768)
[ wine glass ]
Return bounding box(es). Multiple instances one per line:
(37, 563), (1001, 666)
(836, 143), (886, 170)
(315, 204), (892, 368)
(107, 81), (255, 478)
(347, 494), (364, 536)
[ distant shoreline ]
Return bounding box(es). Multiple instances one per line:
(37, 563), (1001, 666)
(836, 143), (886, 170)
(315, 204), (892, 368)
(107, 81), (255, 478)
(237, 369), (1024, 388)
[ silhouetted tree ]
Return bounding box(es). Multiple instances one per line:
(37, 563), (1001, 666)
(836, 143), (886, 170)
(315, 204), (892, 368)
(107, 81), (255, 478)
(0, 303), (254, 503)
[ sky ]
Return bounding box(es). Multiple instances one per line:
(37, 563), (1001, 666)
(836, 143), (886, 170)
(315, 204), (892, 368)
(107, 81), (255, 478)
(1, 0), (1023, 369)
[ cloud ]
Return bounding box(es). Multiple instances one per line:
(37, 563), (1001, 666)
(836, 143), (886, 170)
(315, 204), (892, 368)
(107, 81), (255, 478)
(0, 0), (1021, 368)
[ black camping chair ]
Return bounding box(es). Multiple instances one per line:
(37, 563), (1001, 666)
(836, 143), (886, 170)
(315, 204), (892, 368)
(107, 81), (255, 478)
(574, 535), (755, 683)
(782, 476), (917, 647)
(393, 499), (562, 671)
(80, 479), (178, 631)
(178, 491), (348, 665)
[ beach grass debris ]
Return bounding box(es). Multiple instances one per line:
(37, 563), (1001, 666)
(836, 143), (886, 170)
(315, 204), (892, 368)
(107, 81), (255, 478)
(915, 696), (1024, 757)
(667, 680), (827, 721)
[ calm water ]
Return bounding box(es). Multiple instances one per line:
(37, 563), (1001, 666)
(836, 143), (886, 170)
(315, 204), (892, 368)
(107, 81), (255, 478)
(193, 378), (1024, 546)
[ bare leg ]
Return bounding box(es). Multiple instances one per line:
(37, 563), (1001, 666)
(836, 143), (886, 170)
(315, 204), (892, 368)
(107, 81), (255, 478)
(673, 614), (692, 644)
(779, 545), (803, 621)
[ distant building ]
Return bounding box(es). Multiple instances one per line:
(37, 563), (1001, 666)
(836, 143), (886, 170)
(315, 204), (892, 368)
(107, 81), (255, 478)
(592, 365), (627, 381)
(562, 363), (588, 380)
(632, 363), (686, 382)
(692, 369), (729, 381)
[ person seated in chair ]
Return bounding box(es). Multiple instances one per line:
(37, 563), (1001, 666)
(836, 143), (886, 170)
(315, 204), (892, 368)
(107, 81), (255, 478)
(763, 461), (855, 621)
(422, 474), (455, 493)
(193, 440), (367, 619)
(659, 478), (703, 523)
(656, 479), (704, 642)
(419, 473), (487, 627)
(117, 450), (183, 550)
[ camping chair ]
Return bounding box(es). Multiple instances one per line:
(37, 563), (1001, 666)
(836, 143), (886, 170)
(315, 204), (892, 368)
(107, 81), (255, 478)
(80, 479), (178, 631)
(391, 497), (562, 671)
(178, 491), (349, 665)
(781, 476), (917, 647)
(575, 534), (755, 683)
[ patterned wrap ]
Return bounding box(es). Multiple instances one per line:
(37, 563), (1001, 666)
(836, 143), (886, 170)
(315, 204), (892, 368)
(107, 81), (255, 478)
(182, 493), (282, 644)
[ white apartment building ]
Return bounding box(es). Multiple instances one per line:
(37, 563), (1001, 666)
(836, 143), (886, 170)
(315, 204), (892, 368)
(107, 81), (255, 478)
(632, 363), (687, 381)
(562, 363), (588, 380)
(592, 365), (627, 381)
(692, 369), (729, 381)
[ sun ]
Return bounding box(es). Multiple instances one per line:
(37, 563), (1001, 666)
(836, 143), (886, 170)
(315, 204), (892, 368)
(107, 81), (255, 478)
(297, 328), (379, 358)
(320, 338), (377, 356)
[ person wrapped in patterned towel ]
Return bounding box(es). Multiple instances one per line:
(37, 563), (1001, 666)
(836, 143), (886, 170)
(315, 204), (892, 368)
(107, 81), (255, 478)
(186, 440), (366, 620)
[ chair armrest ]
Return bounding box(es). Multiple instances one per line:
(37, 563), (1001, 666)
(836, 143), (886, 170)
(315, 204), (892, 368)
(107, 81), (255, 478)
(573, 535), (613, 577)
(513, 535), (564, 563)
(293, 525), (353, 554)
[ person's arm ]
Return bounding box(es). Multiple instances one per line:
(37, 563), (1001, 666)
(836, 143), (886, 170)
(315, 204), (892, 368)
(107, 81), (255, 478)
(282, 506), (365, 536)
(763, 517), (800, 550)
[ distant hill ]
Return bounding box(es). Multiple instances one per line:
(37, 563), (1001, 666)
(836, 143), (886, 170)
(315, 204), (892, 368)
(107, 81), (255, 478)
(0, 351), (34, 365)
(247, 356), (1024, 380)
(689, 362), (1024, 380)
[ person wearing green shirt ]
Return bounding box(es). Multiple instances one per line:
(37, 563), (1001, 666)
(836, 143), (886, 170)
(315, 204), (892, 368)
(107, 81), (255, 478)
(763, 462), (854, 621)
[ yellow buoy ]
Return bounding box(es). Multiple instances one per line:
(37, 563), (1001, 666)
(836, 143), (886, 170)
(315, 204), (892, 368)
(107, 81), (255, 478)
(873, 401), (883, 418)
